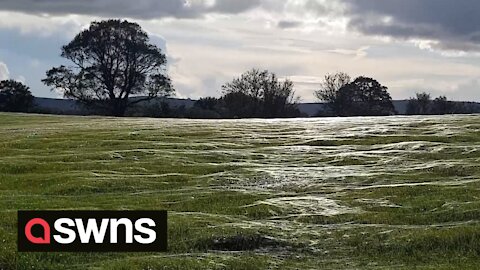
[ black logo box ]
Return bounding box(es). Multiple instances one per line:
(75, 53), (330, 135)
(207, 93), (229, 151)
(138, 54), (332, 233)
(18, 211), (167, 252)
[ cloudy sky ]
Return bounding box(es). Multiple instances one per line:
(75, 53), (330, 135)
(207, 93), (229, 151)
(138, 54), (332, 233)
(1, 0), (480, 102)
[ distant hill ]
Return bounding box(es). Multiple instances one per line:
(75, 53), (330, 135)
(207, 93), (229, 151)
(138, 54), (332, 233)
(32, 97), (197, 116)
(33, 97), (480, 117)
(296, 101), (409, 116)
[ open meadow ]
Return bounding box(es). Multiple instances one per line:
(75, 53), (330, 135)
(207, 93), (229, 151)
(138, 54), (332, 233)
(0, 113), (479, 269)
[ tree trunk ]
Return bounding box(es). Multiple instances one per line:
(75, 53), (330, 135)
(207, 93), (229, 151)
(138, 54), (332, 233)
(111, 99), (127, 117)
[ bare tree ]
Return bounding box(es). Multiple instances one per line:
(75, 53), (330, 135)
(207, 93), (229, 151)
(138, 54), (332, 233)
(406, 92), (432, 115)
(315, 72), (351, 104)
(315, 72), (351, 115)
(221, 69), (300, 118)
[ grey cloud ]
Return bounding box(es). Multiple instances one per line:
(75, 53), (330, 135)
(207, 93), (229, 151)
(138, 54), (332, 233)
(3, 0), (480, 53)
(0, 0), (261, 19)
(342, 0), (480, 51)
(348, 17), (442, 40)
(303, 0), (330, 15)
(210, 0), (261, 14)
(277, 20), (302, 29)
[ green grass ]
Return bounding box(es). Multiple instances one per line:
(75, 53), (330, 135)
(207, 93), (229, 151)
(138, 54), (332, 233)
(0, 113), (479, 269)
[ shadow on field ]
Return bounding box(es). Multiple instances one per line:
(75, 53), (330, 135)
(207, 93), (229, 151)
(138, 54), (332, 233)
(198, 233), (288, 252)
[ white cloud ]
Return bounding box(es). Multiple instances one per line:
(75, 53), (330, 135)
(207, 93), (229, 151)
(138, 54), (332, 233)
(140, 12), (480, 102)
(16, 75), (26, 84)
(0, 62), (9, 81)
(0, 1), (479, 102)
(0, 11), (91, 36)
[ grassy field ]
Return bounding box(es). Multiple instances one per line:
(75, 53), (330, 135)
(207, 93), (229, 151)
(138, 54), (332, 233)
(0, 112), (479, 269)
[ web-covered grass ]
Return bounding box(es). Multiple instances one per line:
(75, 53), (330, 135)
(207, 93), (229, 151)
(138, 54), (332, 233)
(0, 113), (479, 269)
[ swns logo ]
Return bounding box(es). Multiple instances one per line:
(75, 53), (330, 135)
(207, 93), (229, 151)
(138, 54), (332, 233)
(18, 211), (167, 252)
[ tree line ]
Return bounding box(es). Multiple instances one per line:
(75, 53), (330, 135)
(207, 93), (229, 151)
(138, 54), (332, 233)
(405, 92), (477, 115)
(0, 19), (478, 118)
